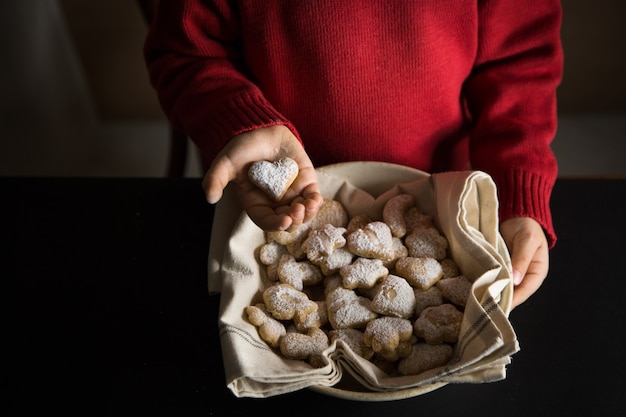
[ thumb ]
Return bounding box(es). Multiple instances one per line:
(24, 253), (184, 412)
(202, 156), (236, 204)
(500, 219), (539, 286)
(506, 230), (541, 286)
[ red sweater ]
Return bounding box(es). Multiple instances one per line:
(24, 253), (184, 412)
(144, 0), (563, 246)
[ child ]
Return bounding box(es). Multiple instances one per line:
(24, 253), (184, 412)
(144, 0), (563, 308)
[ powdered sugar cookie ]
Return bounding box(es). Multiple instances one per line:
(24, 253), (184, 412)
(280, 327), (329, 367)
(370, 275), (416, 319)
(310, 198), (349, 229)
(314, 246), (355, 276)
(248, 157), (299, 201)
(382, 193), (415, 238)
(258, 238), (289, 280)
(276, 254), (324, 290)
(326, 287), (378, 329)
(364, 316), (413, 353)
(339, 257), (389, 290)
(413, 286), (444, 316)
(293, 300), (328, 332)
(301, 223), (347, 263)
(382, 237), (409, 269)
(346, 214), (372, 234)
(436, 275), (472, 308)
(405, 227), (449, 260)
(375, 335), (417, 361)
(259, 239), (289, 265)
(440, 258), (460, 279)
(265, 261), (280, 281)
(268, 222), (311, 246)
(263, 283), (318, 322)
(395, 256), (443, 290)
(404, 206), (433, 233)
(346, 221), (395, 261)
(414, 303), (463, 344)
(246, 303), (286, 348)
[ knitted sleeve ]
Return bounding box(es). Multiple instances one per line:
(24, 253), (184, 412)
(143, 0), (297, 167)
(464, 0), (563, 247)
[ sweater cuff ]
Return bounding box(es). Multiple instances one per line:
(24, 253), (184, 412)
(493, 170), (557, 248)
(184, 89), (301, 170)
(205, 90), (299, 145)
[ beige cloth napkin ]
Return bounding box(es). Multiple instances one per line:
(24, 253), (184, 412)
(208, 165), (519, 398)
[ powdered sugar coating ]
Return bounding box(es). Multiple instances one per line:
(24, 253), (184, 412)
(310, 198), (349, 229)
(395, 256), (444, 290)
(405, 227), (449, 260)
(269, 222), (311, 246)
(371, 275), (416, 319)
(340, 257), (389, 289)
(382, 237), (409, 269)
(347, 221), (395, 261)
(277, 254), (324, 290)
(346, 214), (372, 234)
(248, 157), (299, 201)
(326, 287), (378, 329)
(259, 240), (289, 265)
(301, 223), (347, 263)
(280, 327), (329, 366)
(263, 283), (318, 321)
(364, 316), (413, 353)
(315, 246), (355, 276)
(293, 300), (328, 332)
(246, 304), (286, 348)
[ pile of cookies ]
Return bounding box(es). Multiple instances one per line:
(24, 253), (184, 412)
(245, 194), (471, 377)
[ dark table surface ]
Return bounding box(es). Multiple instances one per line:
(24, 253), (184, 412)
(4, 176), (626, 416)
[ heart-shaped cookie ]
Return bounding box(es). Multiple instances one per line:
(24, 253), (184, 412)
(248, 157), (299, 201)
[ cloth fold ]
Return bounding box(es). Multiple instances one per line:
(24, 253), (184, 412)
(208, 163), (519, 399)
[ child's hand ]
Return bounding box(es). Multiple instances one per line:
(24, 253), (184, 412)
(202, 125), (323, 232)
(499, 217), (550, 309)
